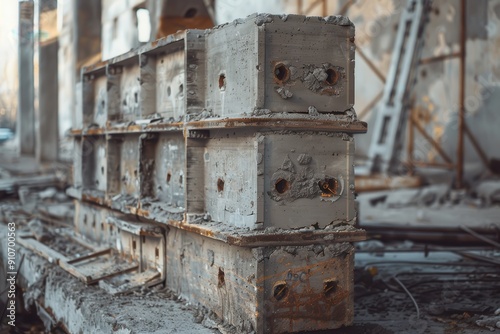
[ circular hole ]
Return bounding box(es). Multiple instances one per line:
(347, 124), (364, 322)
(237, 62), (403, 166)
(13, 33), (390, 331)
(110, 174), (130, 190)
(275, 178), (290, 194)
(166, 172), (172, 183)
(167, 86), (171, 97)
(274, 63), (289, 82)
(325, 68), (339, 85)
(324, 279), (338, 297)
(218, 74), (226, 90)
(273, 281), (289, 301)
(217, 178), (224, 192)
(185, 8), (197, 18)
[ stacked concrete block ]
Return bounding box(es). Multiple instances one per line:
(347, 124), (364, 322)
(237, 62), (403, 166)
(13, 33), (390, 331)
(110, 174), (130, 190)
(204, 14), (355, 117)
(69, 13), (367, 333)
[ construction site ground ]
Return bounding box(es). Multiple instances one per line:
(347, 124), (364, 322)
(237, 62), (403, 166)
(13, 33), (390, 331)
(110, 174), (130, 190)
(1, 149), (500, 334)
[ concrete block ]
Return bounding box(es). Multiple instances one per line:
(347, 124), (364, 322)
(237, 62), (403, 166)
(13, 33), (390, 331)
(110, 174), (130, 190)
(82, 67), (108, 127)
(166, 226), (354, 333)
(81, 136), (107, 195)
(204, 14), (354, 117)
(140, 30), (207, 120)
(106, 134), (141, 199)
(72, 137), (82, 189)
(109, 216), (165, 277)
(140, 133), (185, 208)
(186, 130), (356, 229)
(75, 200), (116, 245)
(108, 58), (142, 122)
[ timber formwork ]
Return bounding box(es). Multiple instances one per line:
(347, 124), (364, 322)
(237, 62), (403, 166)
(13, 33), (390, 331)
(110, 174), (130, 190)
(68, 13), (367, 333)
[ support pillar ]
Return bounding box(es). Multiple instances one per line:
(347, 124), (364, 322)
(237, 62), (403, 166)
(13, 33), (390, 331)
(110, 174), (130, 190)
(17, 1), (35, 156)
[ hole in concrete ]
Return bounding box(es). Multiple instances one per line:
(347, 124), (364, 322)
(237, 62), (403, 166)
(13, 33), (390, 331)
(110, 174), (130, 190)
(101, 223), (104, 231)
(217, 178), (224, 192)
(134, 170), (138, 178)
(110, 225), (113, 233)
(218, 74), (226, 90)
(273, 281), (289, 301)
(142, 235), (146, 243)
(318, 178), (337, 197)
(155, 247), (159, 258)
(83, 214), (87, 225)
(101, 166), (105, 175)
(123, 98), (127, 106)
(167, 86), (171, 97)
(134, 92), (138, 103)
(132, 240), (137, 251)
(324, 279), (338, 297)
(101, 100), (105, 108)
(325, 68), (339, 85)
(179, 84), (184, 96)
(185, 8), (197, 18)
(167, 172), (172, 183)
(275, 178), (290, 194)
(179, 174), (183, 185)
(274, 63), (289, 83)
(218, 268), (225, 288)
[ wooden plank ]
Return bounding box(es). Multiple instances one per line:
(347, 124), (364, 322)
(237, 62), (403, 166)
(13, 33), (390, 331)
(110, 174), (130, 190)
(99, 269), (161, 295)
(59, 257), (139, 285)
(66, 248), (112, 264)
(17, 237), (69, 264)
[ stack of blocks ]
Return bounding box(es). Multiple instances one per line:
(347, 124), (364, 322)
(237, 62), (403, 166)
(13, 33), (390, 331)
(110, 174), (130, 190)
(69, 13), (367, 333)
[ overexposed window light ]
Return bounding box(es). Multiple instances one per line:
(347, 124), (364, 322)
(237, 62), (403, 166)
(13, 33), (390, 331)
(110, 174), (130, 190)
(136, 8), (151, 43)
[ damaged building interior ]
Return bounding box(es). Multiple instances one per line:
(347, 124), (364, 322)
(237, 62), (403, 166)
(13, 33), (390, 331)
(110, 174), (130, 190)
(1, 0), (500, 333)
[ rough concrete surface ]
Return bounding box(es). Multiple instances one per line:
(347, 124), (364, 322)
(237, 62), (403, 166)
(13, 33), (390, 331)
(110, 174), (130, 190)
(0, 224), (216, 334)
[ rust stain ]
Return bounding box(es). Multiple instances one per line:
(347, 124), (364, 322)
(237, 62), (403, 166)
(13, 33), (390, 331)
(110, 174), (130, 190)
(186, 118), (368, 133)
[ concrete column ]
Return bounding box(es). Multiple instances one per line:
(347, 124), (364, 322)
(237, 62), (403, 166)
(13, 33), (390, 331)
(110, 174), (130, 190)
(17, 1), (35, 156)
(37, 0), (59, 162)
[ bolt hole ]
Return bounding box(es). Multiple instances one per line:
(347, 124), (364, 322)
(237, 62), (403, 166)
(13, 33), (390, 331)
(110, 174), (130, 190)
(325, 68), (339, 85)
(274, 63), (289, 83)
(318, 178), (337, 197)
(166, 172), (172, 183)
(185, 8), (197, 18)
(167, 86), (171, 97)
(218, 268), (225, 288)
(101, 166), (105, 175)
(179, 84), (184, 95)
(217, 178), (224, 192)
(273, 281), (289, 301)
(134, 92), (138, 103)
(218, 74), (226, 90)
(132, 240), (137, 251)
(324, 279), (338, 297)
(275, 178), (290, 194)
(179, 174), (183, 185)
